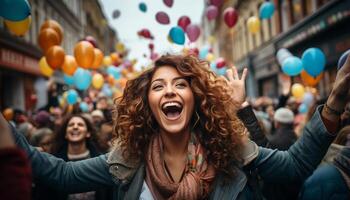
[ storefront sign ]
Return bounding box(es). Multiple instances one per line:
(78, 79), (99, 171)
(0, 47), (40, 76)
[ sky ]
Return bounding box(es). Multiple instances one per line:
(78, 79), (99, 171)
(99, 0), (205, 69)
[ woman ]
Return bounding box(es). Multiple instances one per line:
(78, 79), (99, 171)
(7, 54), (350, 199)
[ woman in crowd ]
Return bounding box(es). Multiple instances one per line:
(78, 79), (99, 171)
(6, 54), (350, 199)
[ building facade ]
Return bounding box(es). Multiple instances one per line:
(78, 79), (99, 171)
(0, 0), (118, 111)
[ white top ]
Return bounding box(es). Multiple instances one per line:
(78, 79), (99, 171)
(139, 181), (154, 200)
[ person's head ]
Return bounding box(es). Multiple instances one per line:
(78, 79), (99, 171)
(52, 114), (97, 153)
(97, 122), (113, 153)
(34, 110), (51, 128)
(334, 125), (350, 146)
(30, 128), (53, 153)
(274, 107), (294, 128)
(91, 109), (105, 127)
(18, 122), (36, 141)
(97, 93), (108, 110)
(114, 54), (245, 176)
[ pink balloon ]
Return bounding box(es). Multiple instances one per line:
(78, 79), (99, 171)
(155, 11), (170, 25)
(186, 24), (201, 42)
(150, 52), (159, 61)
(223, 7), (239, 28)
(206, 5), (218, 21)
(177, 16), (191, 31)
(216, 57), (226, 68)
(163, 0), (173, 8)
(210, 0), (223, 7)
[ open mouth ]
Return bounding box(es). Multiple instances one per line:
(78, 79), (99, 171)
(161, 101), (183, 120)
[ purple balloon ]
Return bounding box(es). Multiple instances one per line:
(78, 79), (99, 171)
(206, 5), (218, 21)
(163, 0), (173, 8)
(155, 11), (170, 25)
(210, 0), (223, 7)
(186, 24), (201, 42)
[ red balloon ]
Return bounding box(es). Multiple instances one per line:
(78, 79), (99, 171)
(206, 5), (218, 21)
(186, 24), (201, 42)
(210, 0), (223, 7)
(224, 7), (239, 28)
(137, 28), (154, 39)
(177, 16), (191, 31)
(188, 48), (199, 56)
(163, 0), (173, 7)
(84, 36), (98, 48)
(216, 58), (226, 68)
(151, 52), (159, 61)
(149, 43), (154, 51)
(155, 11), (170, 25)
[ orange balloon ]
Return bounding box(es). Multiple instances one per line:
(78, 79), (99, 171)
(38, 28), (60, 52)
(74, 41), (95, 69)
(62, 55), (78, 75)
(2, 108), (14, 121)
(118, 78), (128, 89)
(300, 70), (323, 87)
(45, 45), (65, 70)
(40, 20), (63, 44)
(91, 48), (104, 69)
(110, 52), (121, 65)
(107, 75), (115, 86)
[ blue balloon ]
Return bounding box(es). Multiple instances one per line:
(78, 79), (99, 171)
(102, 84), (113, 97)
(259, 2), (275, 19)
(73, 68), (92, 90)
(302, 48), (326, 77)
(79, 102), (89, 112)
(169, 26), (185, 45)
(217, 67), (227, 76)
(337, 49), (350, 70)
(0, 0), (31, 21)
(107, 66), (121, 79)
(298, 103), (308, 114)
(302, 92), (314, 106)
(63, 74), (74, 86)
(139, 2), (147, 12)
(282, 56), (303, 76)
(199, 47), (209, 60)
(66, 89), (78, 105)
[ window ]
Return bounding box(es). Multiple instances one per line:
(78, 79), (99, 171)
(281, 0), (290, 32)
(306, 0), (317, 16)
(292, 0), (303, 22)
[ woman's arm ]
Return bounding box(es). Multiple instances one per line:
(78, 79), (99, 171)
(10, 123), (116, 193)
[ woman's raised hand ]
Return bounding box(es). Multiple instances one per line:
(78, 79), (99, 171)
(0, 113), (14, 148)
(225, 66), (248, 105)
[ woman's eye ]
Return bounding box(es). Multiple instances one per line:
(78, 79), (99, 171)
(152, 85), (163, 90)
(176, 82), (187, 88)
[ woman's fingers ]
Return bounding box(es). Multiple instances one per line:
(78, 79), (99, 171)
(226, 68), (234, 82)
(232, 66), (239, 80)
(241, 68), (248, 81)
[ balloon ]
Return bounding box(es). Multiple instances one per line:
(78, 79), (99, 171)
(206, 5), (218, 21)
(302, 48), (326, 77)
(199, 47), (209, 59)
(291, 83), (305, 99)
(206, 53), (215, 62)
(217, 67), (227, 76)
(216, 58), (226, 69)
(302, 92), (314, 106)
(92, 73), (104, 89)
(223, 7), (238, 28)
(84, 36), (98, 48)
(276, 48), (293, 66)
(40, 20), (63, 44)
(186, 24), (201, 42)
(107, 66), (121, 79)
(155, 11), (170, 25)
(66, 89), (78, 105)
(163, 0), (173, 7)
(110, 52), (122, 65)
(169, 26), (185, 45)
(150, 52), (159, 61)
(74, 41), (95, 69)
(247, 16), (260, 34)
(139, 2), (147, 12)
(0, 0), (31, 21)
(4, 16), (31, 36)
(103, 56), (112, 66)
(209, 0), (223, 7)
(45, 45), (65, 70)
(149, 43), (154, 51)
(38, 57), (54, 77)
(298, 103), (308, 114)
(137, 28), (154, 39)
(188, 48), (199, 57)
(2, 108), (14, 121)
(79, 102), (89, 112)
(91, 48), (104, 69)
(73, 68), (92, 90)
(102, 84), (113, 97)
(112, 9), (121, 19)
(177, 16), (191, 31)
(259, 2), (275, 19)
(63, 74), (74, 86)
(300, 70), (323, 87)
(337, 49), (350, 70)
(115, 42), (125, 53)
(38, 28), (60, 52)
(281, 56), (303, 76)
(62, 55), (78, 76)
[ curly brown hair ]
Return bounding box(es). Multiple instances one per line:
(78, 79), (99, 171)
(113, 54), (246, 177)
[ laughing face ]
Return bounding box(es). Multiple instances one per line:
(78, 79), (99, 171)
(148, 66), (194, 134)
(65, 116), (91, 143)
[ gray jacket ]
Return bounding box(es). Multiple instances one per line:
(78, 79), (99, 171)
(13, 106), (335, 199)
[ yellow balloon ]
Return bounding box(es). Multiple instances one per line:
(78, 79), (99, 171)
(92, 73), (104, 89)
(103, 56), (112, 66)
(291, 83), (305, 99)
(206, 53), (215, 62)
(39, 57), (54, 77)
(247, 16), (260, 34)
(115, 42), (125, 53)
(4, 16), (31, 36)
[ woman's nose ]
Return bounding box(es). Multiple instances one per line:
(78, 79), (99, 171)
(164, 86), (176, 97)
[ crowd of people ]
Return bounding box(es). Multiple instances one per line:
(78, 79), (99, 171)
(0, 54), (349, 200)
